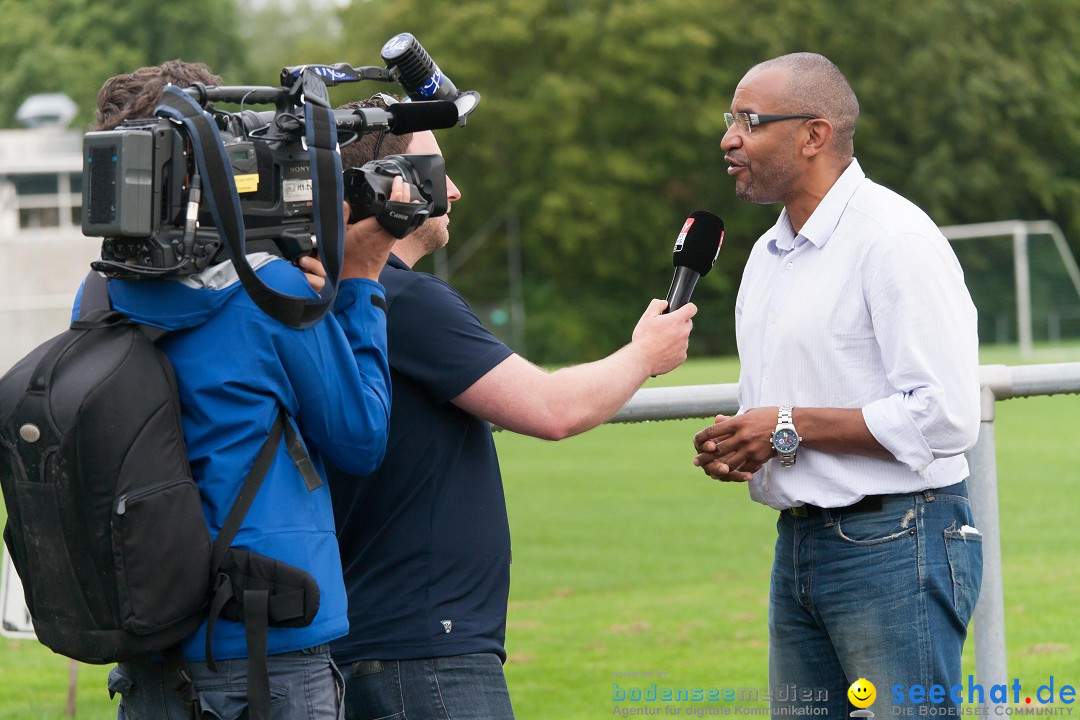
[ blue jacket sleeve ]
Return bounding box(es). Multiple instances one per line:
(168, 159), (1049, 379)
(271, 276), (391, 477)
(332, 277), (393, 420)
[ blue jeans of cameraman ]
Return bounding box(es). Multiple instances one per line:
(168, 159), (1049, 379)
(768, 479), (983, 716)
(108, 644), (344, 719)
(339, 653), (514, 720)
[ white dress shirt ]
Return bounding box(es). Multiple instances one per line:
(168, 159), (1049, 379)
(736, 159), (981, 510)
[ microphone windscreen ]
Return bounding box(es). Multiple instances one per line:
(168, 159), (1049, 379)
(672, 210), (724, 276)
(388, 101), (459, 134)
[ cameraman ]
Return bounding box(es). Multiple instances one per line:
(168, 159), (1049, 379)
(303, 94), (697, 720)
(80, 61), (404, 720)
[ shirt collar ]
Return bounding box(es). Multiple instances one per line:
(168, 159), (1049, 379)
(386, 253), (410, 271)
(766, 158), (865, 253)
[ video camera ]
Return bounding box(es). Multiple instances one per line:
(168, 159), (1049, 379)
(82, 33), (479, 280)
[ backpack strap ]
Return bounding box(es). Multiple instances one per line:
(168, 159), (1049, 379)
(203, 407), (318, 720)
(242, 588), (272, 720)
(75, 271), (169, 342)
(79, 270), (110, 319)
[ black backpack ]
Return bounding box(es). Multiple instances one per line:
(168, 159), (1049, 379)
(0, 272), (321, 719)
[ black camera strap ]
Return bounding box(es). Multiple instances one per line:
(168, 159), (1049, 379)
(155, 87), (344, 329)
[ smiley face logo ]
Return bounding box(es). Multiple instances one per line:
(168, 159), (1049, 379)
(848, 678), (877, 709)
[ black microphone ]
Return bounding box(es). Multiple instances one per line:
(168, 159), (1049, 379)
(386, 101), (459, 133)
(381, 33), (460, 101)
(664, 210), (724, 313)
(333, 101), (459, 135)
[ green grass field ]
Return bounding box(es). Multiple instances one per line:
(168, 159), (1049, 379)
(2, 346), (1079, 718)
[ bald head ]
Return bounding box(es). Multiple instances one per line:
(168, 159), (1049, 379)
(747, 53), (859, 157)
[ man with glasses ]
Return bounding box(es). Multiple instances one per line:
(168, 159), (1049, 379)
(692, 53), (982, 715)
(300, 95), (697, 720)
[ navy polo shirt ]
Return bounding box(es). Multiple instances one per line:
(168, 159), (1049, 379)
(329, 254), (515, 664)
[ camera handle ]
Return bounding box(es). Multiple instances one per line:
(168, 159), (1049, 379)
(155, 86), (344, 329)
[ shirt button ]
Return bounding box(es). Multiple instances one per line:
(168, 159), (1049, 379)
(786, 261), (794, 270)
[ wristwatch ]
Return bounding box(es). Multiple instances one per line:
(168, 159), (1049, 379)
(770, 406), (801, 467)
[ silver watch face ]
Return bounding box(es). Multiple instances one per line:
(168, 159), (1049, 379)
(773, 427), (799, 454)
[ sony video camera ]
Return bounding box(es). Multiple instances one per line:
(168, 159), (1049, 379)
(82, 33), (479, 278)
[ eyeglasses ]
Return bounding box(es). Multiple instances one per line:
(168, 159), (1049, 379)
(723, 112), (817, 134)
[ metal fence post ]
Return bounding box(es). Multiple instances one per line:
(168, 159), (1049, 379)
(966, 370), (1011, 711)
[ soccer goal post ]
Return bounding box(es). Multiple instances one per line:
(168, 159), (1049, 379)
(941, 220), (1080, 358)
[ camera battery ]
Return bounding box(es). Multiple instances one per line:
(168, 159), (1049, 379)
(82, 130), (156, 237)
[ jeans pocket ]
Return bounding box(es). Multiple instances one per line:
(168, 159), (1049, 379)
(196, 685), (289, 720)
(944, 526), (984, 623)
(835, 506), (919, 546)
(107, 665), (135, 700)
(196, 689), (247, 720)
(342, 660), (405, 720)
(330, 658), (346, 720)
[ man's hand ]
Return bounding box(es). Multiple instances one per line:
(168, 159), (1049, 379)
(630, 299), (697, 377)
(298, 175), (411, 288)
(692, 407), (779, 482)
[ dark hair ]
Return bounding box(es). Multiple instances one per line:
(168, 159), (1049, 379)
(338, 94), (413, 170)
(92, 59), (222, 131)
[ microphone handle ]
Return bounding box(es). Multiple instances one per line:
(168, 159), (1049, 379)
(664, 266), (701, 314)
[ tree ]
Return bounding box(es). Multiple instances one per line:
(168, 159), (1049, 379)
(164, 0), (1080, 362)
(331, 0), (758, 361)
(0, 0), (249, 130)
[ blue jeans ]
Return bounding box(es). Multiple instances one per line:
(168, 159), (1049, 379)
(769, 480), (983, 716)
(108, 644), (344, 719)
(339, 653), (515, 720)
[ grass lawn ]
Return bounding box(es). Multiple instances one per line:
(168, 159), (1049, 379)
(2, 346), (1079, 718)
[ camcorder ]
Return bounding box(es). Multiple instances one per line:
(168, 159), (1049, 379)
(82, 33), (480, 282)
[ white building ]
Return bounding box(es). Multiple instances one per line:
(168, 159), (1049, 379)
(0, 106), (101, 374)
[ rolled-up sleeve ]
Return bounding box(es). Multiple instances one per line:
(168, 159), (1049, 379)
(861, 232), (981, 473)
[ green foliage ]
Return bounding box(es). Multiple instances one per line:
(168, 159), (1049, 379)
(0, 0), (250, 131)
(325, 0), (754, 361)
(240, 0), (347, 83)
(3, 0), (1079, 362)
(318, 0), (1080, 363)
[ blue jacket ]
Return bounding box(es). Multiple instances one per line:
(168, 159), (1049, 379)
(75, 259), (391, 661)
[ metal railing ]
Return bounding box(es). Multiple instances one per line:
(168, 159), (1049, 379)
(608, 361), (1080, 709)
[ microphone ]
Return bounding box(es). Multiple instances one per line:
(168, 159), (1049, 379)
(333, 101), (459, 135)
(664, 210), (724, 313)
(381, 33), (461, 101)
(386, 101), (459, 133)
(380, 33), (482, 125)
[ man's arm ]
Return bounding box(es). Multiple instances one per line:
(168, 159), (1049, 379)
(299, 176), (408, 288)
(452, 299), (697, 440)
(692, 406), (891, 481)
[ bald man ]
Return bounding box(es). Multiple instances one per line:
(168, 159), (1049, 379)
(692, 53), (983, 715)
